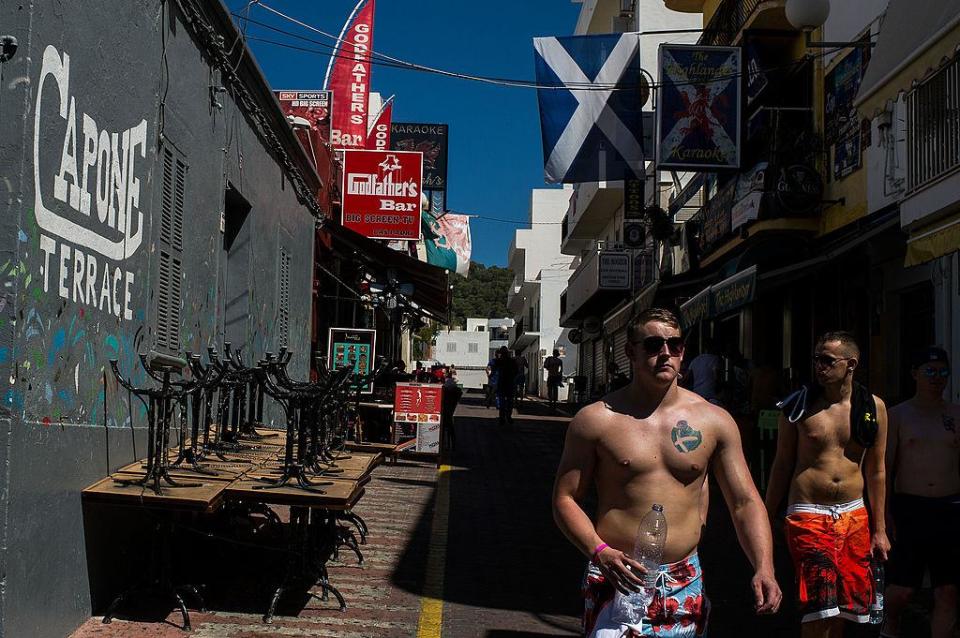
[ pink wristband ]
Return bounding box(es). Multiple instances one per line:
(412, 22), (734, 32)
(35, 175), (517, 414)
(592, 542), (610, 561)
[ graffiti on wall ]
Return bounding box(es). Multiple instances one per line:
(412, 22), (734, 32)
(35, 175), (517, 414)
(33, 45), (145, 321)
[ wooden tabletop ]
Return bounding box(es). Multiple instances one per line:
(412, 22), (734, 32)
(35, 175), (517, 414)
(345, 440), (400, 454)
(119, 460), (252, 482)
(82, 473), (228, 513)
(225, 477), (364, 510)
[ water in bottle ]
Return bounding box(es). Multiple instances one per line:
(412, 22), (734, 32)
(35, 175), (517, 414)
(869, 560), (884, 624)
(612, 504), (668, 628)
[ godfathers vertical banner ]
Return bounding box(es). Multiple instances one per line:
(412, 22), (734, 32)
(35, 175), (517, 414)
(323, 0), (375, 150)
(657, 45), (741, 170)
(390, 123), (449, 191)
(366, 95), (394, 151)
(275, 90), (332, 166)
(328, 327), (377, 393)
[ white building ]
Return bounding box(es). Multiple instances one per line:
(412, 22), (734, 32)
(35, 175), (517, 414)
(561, 0), (700, 398)
(435, 317), (516, 389)
(508, 188), (578, 398)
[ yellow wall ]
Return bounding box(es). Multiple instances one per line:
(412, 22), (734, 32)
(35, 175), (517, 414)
(858, 21), (960, 116)
(817, 32), (870, 235)
(702, 0), (723, 24)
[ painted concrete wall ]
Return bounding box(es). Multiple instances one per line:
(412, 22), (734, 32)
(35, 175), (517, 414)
(434, 329), (490, 369)
(0, 2), (317, 636)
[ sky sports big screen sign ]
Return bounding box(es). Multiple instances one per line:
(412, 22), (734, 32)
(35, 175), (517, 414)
(341, 150), (423, 240)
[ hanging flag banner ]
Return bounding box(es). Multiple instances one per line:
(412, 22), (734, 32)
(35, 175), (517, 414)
(323, 0), (375, 150)
(341, 149), (423, 240)
(657, 45), (741, 170)
(422, 211), (472, 276)
(390, 123), (449, 191)
(533, 33), (651, 183)
(366, 95), (394, 151)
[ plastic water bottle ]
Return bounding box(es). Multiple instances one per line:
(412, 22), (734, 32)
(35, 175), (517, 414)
(613, 504), (668, 627)
(869, 560), (885, 624)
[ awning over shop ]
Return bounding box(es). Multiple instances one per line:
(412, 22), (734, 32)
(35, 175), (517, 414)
(855, 0), (960, 114)
(679, 266), (757, 329)
(905, 214), (960, 267)
(603, 283), (660, 334)
(321, 222), (451, 323)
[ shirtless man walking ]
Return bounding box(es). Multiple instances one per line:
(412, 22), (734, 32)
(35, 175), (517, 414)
(765, 331), (890, 637)
(883, 347), (959, 638)
(553, 308), (780, 637)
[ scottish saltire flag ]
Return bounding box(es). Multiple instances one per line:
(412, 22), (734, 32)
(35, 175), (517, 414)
(534, 33), (647, 184)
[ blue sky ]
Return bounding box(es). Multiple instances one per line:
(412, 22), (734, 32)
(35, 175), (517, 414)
(226, 0), (580, 267)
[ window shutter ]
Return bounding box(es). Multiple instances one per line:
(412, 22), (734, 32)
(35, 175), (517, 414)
(156, 145), (186, 354)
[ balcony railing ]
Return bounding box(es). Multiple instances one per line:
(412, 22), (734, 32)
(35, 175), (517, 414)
(700, 0), (762, 46)
(907, 55), (960, 193)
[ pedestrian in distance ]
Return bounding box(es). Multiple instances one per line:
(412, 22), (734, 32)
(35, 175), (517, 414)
(553, 307), (781, 637)
(681, 336), (722, 406)
(485, 355), (499, 409)
(494, 346), (518, 427)
(765, 331), (889, 638)
(882, 346), (960, 638)
(516, 355), (529, 401)
(441, 369), (462, 453)
(544, 349), (564, 410)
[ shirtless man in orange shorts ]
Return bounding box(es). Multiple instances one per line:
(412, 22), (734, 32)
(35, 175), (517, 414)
(765, 331), (890, 637)
(553, 307), (780, 637)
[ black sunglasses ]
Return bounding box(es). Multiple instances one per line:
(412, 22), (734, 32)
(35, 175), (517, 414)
(920, 367), (951, 378)
(812, 354), (853, 368)
(632, 336), (685, 356)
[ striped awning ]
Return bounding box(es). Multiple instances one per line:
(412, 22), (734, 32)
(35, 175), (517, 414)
(905, 214), (960, 266)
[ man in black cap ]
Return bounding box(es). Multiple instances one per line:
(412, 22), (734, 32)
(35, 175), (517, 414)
(883, 346), (960, 638)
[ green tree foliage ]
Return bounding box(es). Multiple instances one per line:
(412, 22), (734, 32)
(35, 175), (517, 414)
(450, 262), (513, 328)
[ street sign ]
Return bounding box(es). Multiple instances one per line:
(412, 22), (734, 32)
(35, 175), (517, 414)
(624, 177), (645, 219)
(623, 221), (646, 248)
(341, 150), (423, 240)
(598, 252), (631, 290)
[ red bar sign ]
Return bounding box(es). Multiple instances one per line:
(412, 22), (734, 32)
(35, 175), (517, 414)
(341, 150), (422, 240)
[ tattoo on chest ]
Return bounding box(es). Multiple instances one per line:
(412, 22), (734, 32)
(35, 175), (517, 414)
(671, 420), (703, 453)
(943, 414), (956, 433)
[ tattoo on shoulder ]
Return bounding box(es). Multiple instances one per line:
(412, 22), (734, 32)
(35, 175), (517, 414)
(671, 420), (703, 453)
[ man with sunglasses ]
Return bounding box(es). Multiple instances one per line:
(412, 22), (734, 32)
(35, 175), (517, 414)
(882, 347), (959, 638)
(554, 308), (780, 637)
(765, 331), (889, 638)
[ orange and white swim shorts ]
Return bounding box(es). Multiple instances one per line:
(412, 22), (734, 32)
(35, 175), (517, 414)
(784, 499), (874, 624)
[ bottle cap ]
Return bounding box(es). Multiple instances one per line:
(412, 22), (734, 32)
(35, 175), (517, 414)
(652, 504), (663, 512)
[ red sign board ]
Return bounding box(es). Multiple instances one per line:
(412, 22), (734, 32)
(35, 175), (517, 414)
(394, 382), (442, 420)
(341, 150), (423, 240)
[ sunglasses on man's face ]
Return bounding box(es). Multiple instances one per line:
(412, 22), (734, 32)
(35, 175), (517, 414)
(812, 354), (852, 369)
(920, 367), (951, 379)
(632, 336), (685, 356)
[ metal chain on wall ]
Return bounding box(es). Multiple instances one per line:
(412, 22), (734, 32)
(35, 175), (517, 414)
(171, 0), (326, 224)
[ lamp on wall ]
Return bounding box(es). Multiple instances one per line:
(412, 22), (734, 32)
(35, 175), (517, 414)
(785, 0), (875, 48)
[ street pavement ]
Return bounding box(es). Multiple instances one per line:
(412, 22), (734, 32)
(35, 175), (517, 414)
(70, 393), (942, 637)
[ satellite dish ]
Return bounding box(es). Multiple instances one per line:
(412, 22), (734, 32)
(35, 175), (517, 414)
(583, 316), (602, 336)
